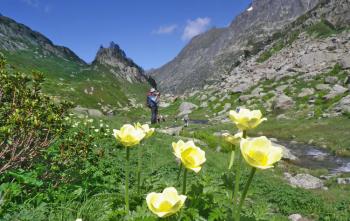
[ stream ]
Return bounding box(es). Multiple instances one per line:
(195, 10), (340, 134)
(279, 141), (350, 174)
(177, 119), (350, 174)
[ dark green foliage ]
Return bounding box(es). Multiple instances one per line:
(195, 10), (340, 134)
(306, 20), (337, 38)
(0, 54), (73, 174)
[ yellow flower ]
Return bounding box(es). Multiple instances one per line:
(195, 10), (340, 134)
(136, 123), (155, 139)
(240, 136), (282, 169)
(222, 132), (243, 145)
(180, 146), (206, 173)
(113, 124), (145, 147)
(229, 108), (267, 130)
(172, 140), (206, 173)
(172, 140), (188, 159)
(146, 187), (186, 218)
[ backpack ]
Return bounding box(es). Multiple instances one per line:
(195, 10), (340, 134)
(146, 95), (154, 108)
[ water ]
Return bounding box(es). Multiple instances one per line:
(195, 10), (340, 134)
(279, 141), (350, 174)
(188, 119), (209, 124)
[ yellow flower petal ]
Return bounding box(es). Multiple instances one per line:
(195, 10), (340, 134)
(146, 187), (186, 218)
(240, 136), (282, 169)
(112, 124), (146, 147)
(229, 108), (266, 130)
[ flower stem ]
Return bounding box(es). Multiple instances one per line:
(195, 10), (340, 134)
(235, 167), (256, 221)
(177, 163), (183, 182)
(232, 130), (246, 218)
(228, 149), (235, 170)
(182, 168), (187, 194)
(125, 147), (130, 212)
(137, 144), (143, 194)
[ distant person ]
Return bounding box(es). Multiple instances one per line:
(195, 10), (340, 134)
(183, 114), (189, 127)
(147, 88), (159, 124)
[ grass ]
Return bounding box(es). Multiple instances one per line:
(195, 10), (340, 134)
(1, 50), (149, 108)
(306, 20), (338, 38)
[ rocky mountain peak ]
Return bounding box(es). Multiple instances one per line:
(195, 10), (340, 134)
(93, 41), (146, 83)
(151, 0), (321, 94)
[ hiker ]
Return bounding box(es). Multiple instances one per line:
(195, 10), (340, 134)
(147, 88), (159, 124)
(183, 114), (189, 127)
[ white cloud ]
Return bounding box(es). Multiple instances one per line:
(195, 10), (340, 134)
(182, 17), (211, 41)
(153, 24), (177, 35)
(247, 6), (254, 12)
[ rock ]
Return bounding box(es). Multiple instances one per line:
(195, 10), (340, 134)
(209, 96), (217, 102)
(159, 126), (183, 136)
(229, 84), (251, 94)
(87, 109), (103, 117)
(344, 75), (350, 85)
(340, 57), (350, 69)
(276, 85), (289, 92)
(333, 84), (348, 94)
(324, 76), (338, 84)
(315, 84), (331, 91)
(288, 214), (302, 221)
(223, 103), (231, 112)
(333, 95), (350, 114)
(276, 114), (289, 120)
(298, 88), (314, 97)
(217, 104), (231, 116)
(72, 106), (88, 114)
(285, 173), (324, 189)
(200, 102), (208, 108)
(273, 143), (298, 161)
(273, 94), (295, 110)
(159, 102), (170, 108)
(337, 177), (350, 184)
(178, 102), (198, 117)
(239, 95), (253, 102)
(323, 84), (348, 100)
(200, 94), (208, 101)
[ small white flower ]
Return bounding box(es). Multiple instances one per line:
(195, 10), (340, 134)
(100, 123), (104, 127)
(94, 129), (99, 132)
(76, 219), (83, 221)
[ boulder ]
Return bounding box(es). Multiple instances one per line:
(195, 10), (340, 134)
(324, 76), (338, 84)
(298, 88), (314, 97)
(323, 84), (348, 100)
(217, 103), (232, 115)
(284, 173), (324, 189)
(315, 84), (331, 91)
(200, 94), (208, 101)
(337, 177), (350, 184)
(340, 57), (350, 69)
(239, 95), (253, 102)
(72, 106), (88, 116)
(288, 214), (302, 221)
(273, 94), (295, 110)
(288, 214), (311, 221)
(200, 102), (208, 108)
(87, 109), (104, 117)
(209, 96), (217, 102)
(159, 126), (183, 136)
(178, 102), (198, 117)
(333, 95), (350, 114)
(229, 84), (251, 94)
(159, 102), (170, 108)
(273, 143), (298, 161)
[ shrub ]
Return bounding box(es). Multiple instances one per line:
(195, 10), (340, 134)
(0, 54), (73, 174)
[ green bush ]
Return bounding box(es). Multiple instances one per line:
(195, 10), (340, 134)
(0, 54), (73, 174)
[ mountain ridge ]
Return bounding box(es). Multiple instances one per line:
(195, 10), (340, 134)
(0, 14), (150, 110)
(151, 0), (321, 94)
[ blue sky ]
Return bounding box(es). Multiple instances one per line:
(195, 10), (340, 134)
(0, 0), (251, 69)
